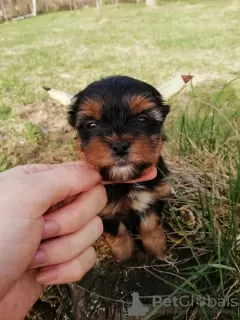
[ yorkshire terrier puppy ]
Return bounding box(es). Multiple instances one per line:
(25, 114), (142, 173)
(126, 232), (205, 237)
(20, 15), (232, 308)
(68, 76), (172, 261)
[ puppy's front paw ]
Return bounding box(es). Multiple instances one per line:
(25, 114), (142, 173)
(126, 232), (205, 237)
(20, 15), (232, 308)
(104, 223), (135, 261)
(140, 213), (167, 259)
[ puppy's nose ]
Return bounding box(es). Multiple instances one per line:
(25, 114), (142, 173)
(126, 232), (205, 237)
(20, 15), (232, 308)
(111, 141), (130, 156)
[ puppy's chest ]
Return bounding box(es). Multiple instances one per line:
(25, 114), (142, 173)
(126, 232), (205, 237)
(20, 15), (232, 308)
(129, 189), (154, 212)
(100, 185), (156, 216)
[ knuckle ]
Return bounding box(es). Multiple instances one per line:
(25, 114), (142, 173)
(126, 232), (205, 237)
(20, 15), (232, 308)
(21, 164), (32, 175)
(74, 165), (100, 181)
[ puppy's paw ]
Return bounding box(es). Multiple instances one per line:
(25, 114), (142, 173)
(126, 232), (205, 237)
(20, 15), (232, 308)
(140, 213), (167, 259)
(104, 223), (135, 261)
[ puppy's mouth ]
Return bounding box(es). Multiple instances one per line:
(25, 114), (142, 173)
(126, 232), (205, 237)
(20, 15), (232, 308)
(100, 162), (152, 182)
(114, 156), (129, 166)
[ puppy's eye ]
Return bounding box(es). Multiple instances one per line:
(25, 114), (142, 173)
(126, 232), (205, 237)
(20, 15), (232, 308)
(137, 115), (148, 123)
(86, 121), (98, 129)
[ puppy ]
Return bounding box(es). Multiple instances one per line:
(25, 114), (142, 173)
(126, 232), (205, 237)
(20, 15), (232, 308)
(68, 76), (171, 261)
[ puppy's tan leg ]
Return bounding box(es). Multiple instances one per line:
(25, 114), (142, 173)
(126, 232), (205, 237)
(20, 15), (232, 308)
(104, 222), (135, 261)
(140, 212), (167, 259)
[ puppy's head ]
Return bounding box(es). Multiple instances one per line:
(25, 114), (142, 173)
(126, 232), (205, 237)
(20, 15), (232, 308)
(69, 76), (170, 181)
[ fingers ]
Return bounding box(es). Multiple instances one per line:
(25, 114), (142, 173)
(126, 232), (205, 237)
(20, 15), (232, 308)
(125, 166), (157, 183)
(21, 162), (90, 175)
(36, 247), (96, 285)
(29, 216), (103, 268)
(43, 184), (107, 239)
(25, 164), (103, 215)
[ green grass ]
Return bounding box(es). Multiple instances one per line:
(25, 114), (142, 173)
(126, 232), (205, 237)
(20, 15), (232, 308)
(1, 1), (240, 319)
(24, 123), (43, 142)
(174, 78), (240, 158)
(0, 154), (9, 171)
(0, 105), (12, 120)
(0, 1), (239, 106)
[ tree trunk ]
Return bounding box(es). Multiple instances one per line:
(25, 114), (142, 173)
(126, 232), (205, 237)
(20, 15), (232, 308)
(146, 0), (156, 6)
(96, 0), (101, 19)
(70, 249), (205, 320)
(32, 0), (36, 16)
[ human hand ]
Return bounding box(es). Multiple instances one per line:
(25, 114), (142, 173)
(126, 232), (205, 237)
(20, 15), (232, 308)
(0, 162), (107, 320)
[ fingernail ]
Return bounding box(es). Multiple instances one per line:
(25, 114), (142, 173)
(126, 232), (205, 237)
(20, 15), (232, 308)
(29, 250), (47, 268)
(37, 267), (58, 284)
(43, 219), (59, 239)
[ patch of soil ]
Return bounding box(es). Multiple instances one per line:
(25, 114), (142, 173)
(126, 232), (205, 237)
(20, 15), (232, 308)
(17, 101), (73, 134)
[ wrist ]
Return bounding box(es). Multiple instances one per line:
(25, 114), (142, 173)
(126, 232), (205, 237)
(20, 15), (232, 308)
(0, 270), (44, 320)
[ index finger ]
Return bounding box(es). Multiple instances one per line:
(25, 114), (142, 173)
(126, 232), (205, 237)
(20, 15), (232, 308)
(26, 164), (102, 213)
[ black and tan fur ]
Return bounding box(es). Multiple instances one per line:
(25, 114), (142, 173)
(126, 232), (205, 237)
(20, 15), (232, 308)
(69, 76), (171, 261)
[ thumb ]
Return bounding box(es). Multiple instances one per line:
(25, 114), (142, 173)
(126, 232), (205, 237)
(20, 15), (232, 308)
(24, 164), (102, 215)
